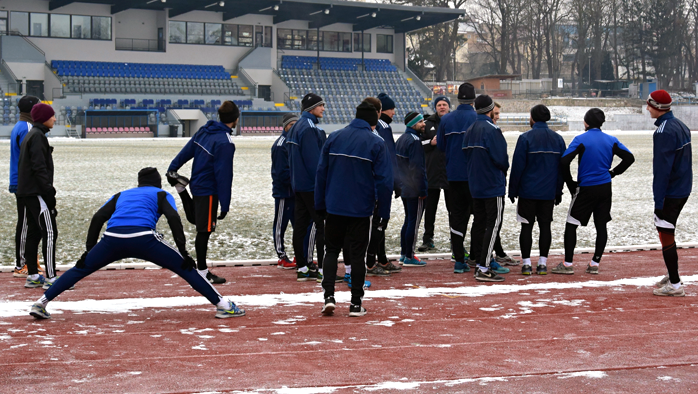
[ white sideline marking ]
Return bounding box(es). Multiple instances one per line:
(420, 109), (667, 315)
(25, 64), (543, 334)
(1, 275), (695, 318)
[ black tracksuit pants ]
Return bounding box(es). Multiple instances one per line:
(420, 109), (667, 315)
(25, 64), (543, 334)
(422, 188), (450, 243)
(448, 181), (472, 263)
(18, 196), (58, 278)
(366, 203), (388, 267)
(293, 191), (325, 269)
(470, 196), (505, 268)
(322, 214), (371, 305)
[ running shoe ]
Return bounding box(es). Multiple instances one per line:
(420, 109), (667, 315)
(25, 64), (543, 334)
(451, 253), (456, 262)
(655, 275), (683, 288)
(585, 264), (599, 275)
(29, 303), (50, 319)
(495, 255), (520, 266)
(315, 271), (323, 283)
(521, 264), (532, 275)
(207, 271), (226, 284)
(277, 257), (296, 270)
(215, 300), (246, 318)
(417, 241), (435, 252)
(653, 283), (685, 297)
(464, 249), (470, 259)
(536, 264), (548, 275)
(366, 265), (390, 277)
(344, 274), (371, 289)
(454, 261), (470, 274)
(551, 262), (574, 275)
(297, 269), (316, 282)
(24, 275), (45, 288)
(349, 304), (367, 317)
(13, 265), (44, 278)
(378, 261), (402, 272)
(399, 255), (406, 265)
(466, 258), (478, 268)
(403, 256), (426, 267)
(322, 296), (336, 315)
(42, 276), (75, 290)
(474, 268), (505, 282)
(489, 260), (510, 274)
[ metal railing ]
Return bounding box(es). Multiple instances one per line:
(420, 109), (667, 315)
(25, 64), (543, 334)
(115, 38), (165, 52)
(0, 30), (45, 56)
(405, 66), (433, 100)
(498, 115), (568, 127)
(0, 59), (20, 95)
(238, 67), (258, 98)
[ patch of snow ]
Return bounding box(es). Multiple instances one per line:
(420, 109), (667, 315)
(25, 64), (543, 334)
(557, 371), (607, 379)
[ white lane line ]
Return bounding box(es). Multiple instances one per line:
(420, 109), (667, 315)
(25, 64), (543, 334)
(1, 275), (695, 318)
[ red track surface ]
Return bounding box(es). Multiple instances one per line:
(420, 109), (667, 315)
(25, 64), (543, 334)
(2, 249), (698, 393)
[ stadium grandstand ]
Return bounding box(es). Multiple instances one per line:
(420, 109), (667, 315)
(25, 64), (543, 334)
(0, 0), (462, 138)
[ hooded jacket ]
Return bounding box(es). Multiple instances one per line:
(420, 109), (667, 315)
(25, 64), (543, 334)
(652, 111), (693, 209)
(168, 120), (235, 212)
(422, 113), (449, 189)
(462, 114), (509, 199)
(271, 129), (293, 199)
(508, 122), (567, 201)
(9, 115), (33, 191)
(437, 104), (477, 182)
(315, 119), (393, 219)
(16, 123), (56, 208)
(286, 111), (327, 193)
(395, 127), (428, 199)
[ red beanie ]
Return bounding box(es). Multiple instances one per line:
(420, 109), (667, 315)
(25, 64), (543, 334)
(647, 90), (672, 111)
(30, 103), (55, 125)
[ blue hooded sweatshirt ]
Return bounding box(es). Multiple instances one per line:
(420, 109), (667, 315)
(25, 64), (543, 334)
(437, 104), (477, 182)
(286, 111), (326, 193)
(271, 130), (293, 199)
(9, 120), (32, 192)
(315, 119), (393, 219)
(653, 111), (693, 209)
(462, 114), (509, 199)
(508, 122), (567, 201)
(395, 127), (428, 199)
(168, 120), (235, 212)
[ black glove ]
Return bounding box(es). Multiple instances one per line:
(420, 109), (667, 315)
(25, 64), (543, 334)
(43, 195), (57, 211)
(394, 186), (402, 199)
(316, 209), (327, 220)
(166, 171), (179, 187)
(75, 251), (89, 269)
(218, 211), (227, 220)
(378, 217), (389, 231)
(566, 181), (578, 196)
(181, 254), (196, 271)
(555, 194), (563, 206)
(609, 169), (616, 178)
(509, 196), (516, 204)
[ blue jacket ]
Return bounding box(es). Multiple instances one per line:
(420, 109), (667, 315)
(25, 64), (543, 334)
(9, 120), (32, 191)
(271, 130), (293, 199)
(653, 111), (693, 209)
(462, 114), (509, 199)
(437, 104), (477, 181)
(106, 186), (178, 230)
(561, 128), (634, 188)
(508, 122), (567, 200)
(287, 111), (326, 193)
(376, 115), (397, 189)
(395, 127), (428, 199)
(168, 120), (235, 212)
(315, 119), (393, 219)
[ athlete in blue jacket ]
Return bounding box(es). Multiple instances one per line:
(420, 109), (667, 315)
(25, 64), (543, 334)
(396, 111), (428, 267)
(462, 95), (509, 282)
(29, 168), (245, 320)
(315, 102), (393, 317)
(9, 96), (40, 278)
(437, 83), (477, 271)
(508, 105), (566, 275)
(552, 108), (635, 276)
(286, 93), (327, 282)
(271, 113), (298, 270)
(167, 101), (239, 285)
(645, 91), (693, 297)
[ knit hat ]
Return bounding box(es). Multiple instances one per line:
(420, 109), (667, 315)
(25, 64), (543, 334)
(18, 96), (40, 114)
(30, 103), (55, 125)
(474, 95), (495, 114)
(458, 83), (476, 104)
(218, 101), (240, 124)
(282, 113), (299, 129)
(433, 96), (451, 111)
(377, 92), (395, 111)
(301, 93), (325, 112)
(137, 167), (162, 189)
(356, 102), (378, 127)
(530, 104), (551, 122)
(584, 108), (605, 129)
(404, 111), (424, 128)
(647, 90), (672, 111)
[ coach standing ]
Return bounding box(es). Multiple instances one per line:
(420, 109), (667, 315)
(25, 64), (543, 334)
(271, 113), (299, 270)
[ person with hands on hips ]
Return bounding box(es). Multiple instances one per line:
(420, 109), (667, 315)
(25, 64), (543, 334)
(29, 168), (245, 320)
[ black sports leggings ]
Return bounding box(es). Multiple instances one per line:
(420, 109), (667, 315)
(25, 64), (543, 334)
(564, 221), (607, 263)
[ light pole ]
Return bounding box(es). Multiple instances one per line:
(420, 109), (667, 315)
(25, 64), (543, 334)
(452, 52), (456, 81)
(588, 55), (591, 86)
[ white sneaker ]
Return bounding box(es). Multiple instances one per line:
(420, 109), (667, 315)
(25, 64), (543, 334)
(653, 283), (685, 297)
(655, 275), (683, 288)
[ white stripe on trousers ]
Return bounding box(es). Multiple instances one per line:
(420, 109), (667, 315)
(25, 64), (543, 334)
(307, 222), (316, 265)
(359, 215), (373, 304)
(412, 199), (425, 256)
(40, 208), (56, 279)
(18, 205), (28, 267)
(566, 187), (582, 226)
(485, 197), (503, 268)
(195, 262), (223, 300)
(274, 199), (286, 258)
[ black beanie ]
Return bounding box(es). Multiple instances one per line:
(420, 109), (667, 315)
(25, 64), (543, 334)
(301, 93), (325, 112)
(474, 95), (495, 114)
(356, 101), (378, 127)
(218, 101), (240, 124)
(530, 104), (551, 122)
(18, 96), (40, 114)
(584, 108), (605, 129)
(138, 167), (162, 188)
(458, 83), (476, 103)
(377, 92), (395, 111)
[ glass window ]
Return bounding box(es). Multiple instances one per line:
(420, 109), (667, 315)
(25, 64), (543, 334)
(293, 30), (306, 50)
(341, 32), (351, 52)
(10, 12), (29, 35)
(187, 22), (204, 44)
(169, 21), (186, 43)
(308, 30), (319, 51)
(238, 25), (253, 46)
(0, 11), (7, 18)
(377, 34), (393, 53)
(354, 33), (370, 52)
(72, 15), (91, 39)
(264, 26), (272, 48)
(223, 24), (238, 46)
(277, 29), (292, 49)
(30, 13), (48, 37)
(323, 31), (338, 52)
(205, 23), (222, 44)
(92, 16), (111, 40)
(50, 14), (70, 38)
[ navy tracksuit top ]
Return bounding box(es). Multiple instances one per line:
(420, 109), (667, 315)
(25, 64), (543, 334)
(437, 104), (477, 182)
(271, 130), (293, 199)
(287, 111), (327, 193)
(375, 115), (398, 189)
(653, 111), (693, 209)
(462, 114), (509, 199)
(395, 127), (428, 199)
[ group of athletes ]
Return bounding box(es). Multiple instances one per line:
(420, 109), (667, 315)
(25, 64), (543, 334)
(7, 82), (692, 319)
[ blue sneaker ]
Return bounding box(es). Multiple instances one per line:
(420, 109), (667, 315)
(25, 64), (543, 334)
(454, 261), (470, 274)
(345, 274), (371, 289)
(403, 256), (427, 267)
(30, 302), (50, 319)
(399, 255), (406, 265)
(215, 300), (246, 318)
(490, 260), (510, 274)
(25, 275), (45, 288)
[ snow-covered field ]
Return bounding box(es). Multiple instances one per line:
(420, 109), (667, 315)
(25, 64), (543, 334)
(505, 106), (642, 121)
(0, 132), (696, 266)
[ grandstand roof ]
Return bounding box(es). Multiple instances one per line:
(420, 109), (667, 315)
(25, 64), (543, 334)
(48, 0), (464, 33)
